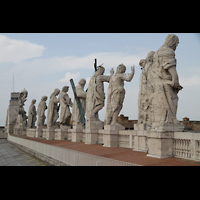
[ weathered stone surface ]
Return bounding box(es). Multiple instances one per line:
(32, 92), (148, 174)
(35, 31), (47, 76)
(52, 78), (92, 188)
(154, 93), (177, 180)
(27, 99), (37, 129)
(104, 64), (135, 126)
(85, 66), (113, 128)
(137, 34), (184, 132)
(47, 89), (60, 128)
(72, 79), (87, 126)
(37, 96), (48, 128)
(58, 86), (73, 126)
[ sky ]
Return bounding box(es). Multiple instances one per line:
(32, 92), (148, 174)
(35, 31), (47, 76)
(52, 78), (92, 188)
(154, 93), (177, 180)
(0, 33), (200, 126)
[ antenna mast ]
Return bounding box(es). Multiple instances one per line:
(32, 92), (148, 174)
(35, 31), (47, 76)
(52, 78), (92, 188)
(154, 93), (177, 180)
(13, 73), (15, 92)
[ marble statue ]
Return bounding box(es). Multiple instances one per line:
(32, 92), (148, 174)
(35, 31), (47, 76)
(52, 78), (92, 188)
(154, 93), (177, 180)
(138, 34), (183, 131)
(58, 86), (73, 126)
(18, 88), (28, 123)
(85, 66), (114, 122)
(27, 99), (37, 128)
(47, 89), (60, 128)
(72, 79), (87, 127)
(150, 34), (183, 129)
(138, 51), (155, 125)
(104, 64), (135, 126)
(37, 96), (48, 127)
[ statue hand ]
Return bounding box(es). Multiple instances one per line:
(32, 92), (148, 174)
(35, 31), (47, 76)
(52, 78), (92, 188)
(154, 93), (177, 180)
(131, 65), (135, 73)
(110, 68), (114, 75)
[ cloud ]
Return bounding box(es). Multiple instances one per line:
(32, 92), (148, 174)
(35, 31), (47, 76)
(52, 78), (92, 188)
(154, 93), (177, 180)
(9, 51), (144, 75)
(58, 72), (80, 83)
(0, 34), (45, 64)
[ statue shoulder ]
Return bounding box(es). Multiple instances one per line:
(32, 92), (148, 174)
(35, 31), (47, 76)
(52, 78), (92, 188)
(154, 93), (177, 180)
(157, 45), (175, 57)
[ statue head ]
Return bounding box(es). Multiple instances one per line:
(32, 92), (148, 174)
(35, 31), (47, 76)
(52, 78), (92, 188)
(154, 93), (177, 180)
(41, 96), (48, 101)
(146, 51), (155, 62)
(116, 64), (126, 74)
(95, 66), (105, 76)
(20, 88), (28, 100)
(78, 78), (86, 86)
(32, 99), (36, 104)
(62, 86), (69, 92)
(164, 34), (179, 51)
(50, 88), (60, 98)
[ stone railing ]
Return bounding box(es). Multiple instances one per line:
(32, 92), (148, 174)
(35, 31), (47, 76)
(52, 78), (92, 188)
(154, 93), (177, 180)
(173, 132), (200, 161)
(7, 133), (140, 166)
(173, 139), (191, 159)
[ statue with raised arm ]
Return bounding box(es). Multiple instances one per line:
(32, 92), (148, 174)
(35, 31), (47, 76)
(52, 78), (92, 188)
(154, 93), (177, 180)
(37, 96), (48, 128)
(58, 86), (73, 126)
(47, 88), (60, 128)
(27, 99), (37, 128)
(86, 66), (114, 123)
(72, 79), (87, 127)
(104, 64), (135, 126)
(149, 34), (183, 130)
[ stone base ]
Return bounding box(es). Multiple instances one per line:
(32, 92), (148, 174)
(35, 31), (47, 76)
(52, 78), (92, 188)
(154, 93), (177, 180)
(151, 122), (184, 132)
(45, 127), (56, 140)
(26, 128), (36, 138)
(42, 129), (47, 138)
(13, 128), (26, 136)
(71, 125), (83, 142)
(103, 124), (125, 147)
(85, 130), (98, 144)
(133, 135), (148, 152)
(72, 131), (83, 142)
(147, 131), (174, 158)
(13, 115), (27, 135)
(85, 119), (104, 130)
(55, 126), (71, 140)
(35, 127), (44, 138)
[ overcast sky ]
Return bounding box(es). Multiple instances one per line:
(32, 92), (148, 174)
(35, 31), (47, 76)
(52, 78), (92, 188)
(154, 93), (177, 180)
(0, 33), (200, 126)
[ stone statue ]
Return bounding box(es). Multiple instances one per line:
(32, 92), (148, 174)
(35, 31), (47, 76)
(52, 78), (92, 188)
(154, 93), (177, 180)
(37, 96), (48, 127)
(72, 79), (87, 127)
(85, 66), (114, 122)
(104, 64), (135, 126)
(138, 51), (155, 126)
(27, 99), (37, 128)
(58, 86), (73, 126)
(148, 34), (183, 130)
(47, 88), (60, 128)
(18, 88), (28, 123)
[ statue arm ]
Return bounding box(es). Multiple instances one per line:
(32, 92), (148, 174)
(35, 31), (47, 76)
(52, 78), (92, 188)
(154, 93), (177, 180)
(168, 66), (182, 89)
(76, 86), (87, 99)
(98, 75), (110, 83)
(123, 65), (135, 82)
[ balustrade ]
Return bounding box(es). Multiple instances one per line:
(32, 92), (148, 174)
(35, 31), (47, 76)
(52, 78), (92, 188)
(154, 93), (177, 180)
(173, 139), (191, 158)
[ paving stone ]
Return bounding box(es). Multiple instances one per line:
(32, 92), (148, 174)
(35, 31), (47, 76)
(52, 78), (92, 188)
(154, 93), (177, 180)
(0, 139), (46, 166)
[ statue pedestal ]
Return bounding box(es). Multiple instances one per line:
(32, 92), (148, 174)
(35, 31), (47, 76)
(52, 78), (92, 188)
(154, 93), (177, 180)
(35, 127), (44, 138)
(103, 124), (125, 147)
(45, 127), (56, 140)
(147, 131), (174, 158)
(55, 126), (71, 140)
(26, 128), (36, 138)
(151, 122), (184, 132)
(85, 129), (98, 144)
(72, 124), (83, 142)
(85, 119), (104, 145)
(13, 115), (26, 136)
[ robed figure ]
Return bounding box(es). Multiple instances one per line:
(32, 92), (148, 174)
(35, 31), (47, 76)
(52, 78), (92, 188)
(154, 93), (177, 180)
(47, 89), (60, 128)
(72, 79), (87, 127)
(37, 96), (48, 127)
(27, 99), (37, 128)
(58, 86), (73, 126)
